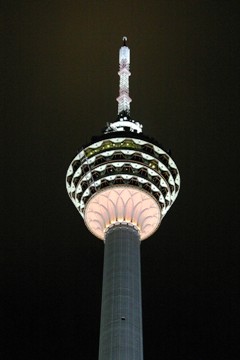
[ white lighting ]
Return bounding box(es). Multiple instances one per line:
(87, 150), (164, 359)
(84, 186), (161, 241)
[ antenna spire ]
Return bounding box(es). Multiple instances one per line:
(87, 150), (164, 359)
(116, 36), (132, 115)
(123, 36), (127, 46)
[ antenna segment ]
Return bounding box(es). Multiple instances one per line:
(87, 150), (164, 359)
(116, 36), (132, 115)
(105, 37), (143, 134)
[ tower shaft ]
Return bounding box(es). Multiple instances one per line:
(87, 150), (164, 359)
(98, 225), (143, 360)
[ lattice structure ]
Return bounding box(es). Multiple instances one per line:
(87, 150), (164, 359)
(116, 36), (132, 115)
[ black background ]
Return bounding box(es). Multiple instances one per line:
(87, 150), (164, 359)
(2, 1), (240, 359)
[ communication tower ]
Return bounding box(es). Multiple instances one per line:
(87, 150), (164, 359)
(66, 37), (180, 360)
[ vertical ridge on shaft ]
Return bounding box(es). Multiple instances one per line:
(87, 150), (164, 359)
(98, 225), (143, 360)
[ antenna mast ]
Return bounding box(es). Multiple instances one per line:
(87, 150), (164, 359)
(116, 36), (132, 115)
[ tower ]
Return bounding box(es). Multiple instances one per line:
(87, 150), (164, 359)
(66, 37), (180, 360)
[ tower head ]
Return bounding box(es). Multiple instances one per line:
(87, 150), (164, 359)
(66, 38), (180, 240)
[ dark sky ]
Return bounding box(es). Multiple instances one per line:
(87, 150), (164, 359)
(2, 1), (240, 359)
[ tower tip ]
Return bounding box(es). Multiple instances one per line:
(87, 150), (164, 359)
(122, 36), (127, 46)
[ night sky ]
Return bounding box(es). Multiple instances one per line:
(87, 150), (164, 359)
(2, 1), (240, 359)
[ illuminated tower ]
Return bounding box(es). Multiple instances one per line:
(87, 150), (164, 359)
(66, 37), (180, 360)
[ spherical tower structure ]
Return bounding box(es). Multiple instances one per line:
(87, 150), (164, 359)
(66, 37), (180, 360)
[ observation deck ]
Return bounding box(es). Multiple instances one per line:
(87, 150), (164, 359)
(66, 131), (180, 240)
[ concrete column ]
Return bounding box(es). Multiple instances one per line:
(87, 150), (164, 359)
(98, 225), (143, 360)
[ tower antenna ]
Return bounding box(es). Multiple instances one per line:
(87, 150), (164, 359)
(116, 36), (132, 115)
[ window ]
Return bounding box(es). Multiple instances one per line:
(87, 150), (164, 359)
(106, 165), (115, 174)
(72, 160), (80, 172)
(170, 167), (178, 180)
(73, 176), (80, 186)
(159, 154), (169, 167)
(129, 177), (138, 186)
(95, 156), (105, 166)
(112, 152), (125, 160)
(114, 177), (124, 185)
(161, 171), (170, 181)
(143, 144), (154, 155)
(132, 153), (143, 162)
